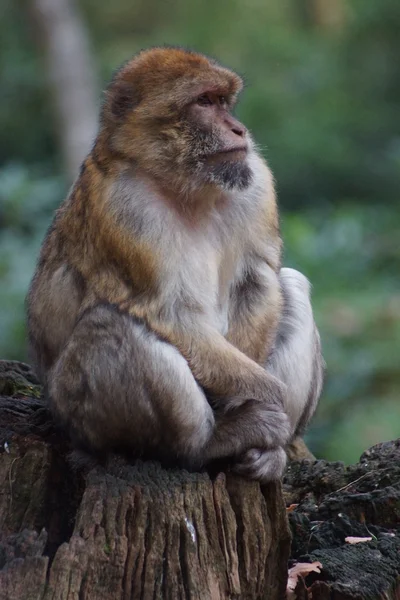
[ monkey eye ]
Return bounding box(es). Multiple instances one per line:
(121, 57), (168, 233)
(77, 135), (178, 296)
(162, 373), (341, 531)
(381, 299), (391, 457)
(219, 96), (227, 107)
(196, 94), (213, 106)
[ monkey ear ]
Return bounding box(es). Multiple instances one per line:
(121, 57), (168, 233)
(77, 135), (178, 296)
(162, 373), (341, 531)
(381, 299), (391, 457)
(108, 81), (141, 120)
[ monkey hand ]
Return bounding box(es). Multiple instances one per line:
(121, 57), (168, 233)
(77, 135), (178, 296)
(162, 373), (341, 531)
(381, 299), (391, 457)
(220, 397), (291, 450)
(225, 384), (291, 481)
(216, 370), (288, 412)
(233, 446), (287, 482)
(258, 372), (288, 410)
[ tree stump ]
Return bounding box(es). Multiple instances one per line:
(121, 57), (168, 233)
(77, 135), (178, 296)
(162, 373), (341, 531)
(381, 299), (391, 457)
(283, 440), (400, 598)
(0, 361), (291, 600)
(1, 360), (400, 599)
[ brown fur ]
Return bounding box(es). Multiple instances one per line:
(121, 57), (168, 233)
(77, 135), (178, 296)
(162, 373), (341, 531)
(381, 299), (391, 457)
(27, 47), (323, 481)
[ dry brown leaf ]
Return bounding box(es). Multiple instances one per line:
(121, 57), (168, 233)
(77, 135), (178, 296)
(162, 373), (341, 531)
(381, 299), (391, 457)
(345, 536), (372, 544)
(287, 561), (323, 596)
(286, 503), (299, 513)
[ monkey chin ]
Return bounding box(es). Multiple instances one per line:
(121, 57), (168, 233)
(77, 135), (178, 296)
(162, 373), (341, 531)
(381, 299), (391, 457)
(206, 160), (253, 191)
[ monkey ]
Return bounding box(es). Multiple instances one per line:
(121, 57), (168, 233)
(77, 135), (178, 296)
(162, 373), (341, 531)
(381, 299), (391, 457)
(27, 47), (324, 481)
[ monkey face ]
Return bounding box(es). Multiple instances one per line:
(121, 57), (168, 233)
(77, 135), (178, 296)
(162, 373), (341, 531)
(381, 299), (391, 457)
(102, 47), (254, 192)
(183, 91), (253, 191)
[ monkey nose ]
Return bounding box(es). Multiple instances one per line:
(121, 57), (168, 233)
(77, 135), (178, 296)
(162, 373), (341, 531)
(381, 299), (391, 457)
(231, 123), (246, 138)
(225, 114), (247, 138)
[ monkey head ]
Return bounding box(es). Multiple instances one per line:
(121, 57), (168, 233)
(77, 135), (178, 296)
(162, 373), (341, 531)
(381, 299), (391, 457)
(100, 47), (253, 193)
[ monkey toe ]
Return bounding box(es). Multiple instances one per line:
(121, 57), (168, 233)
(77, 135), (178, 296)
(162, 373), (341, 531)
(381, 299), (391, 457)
(233, 446), (287, 482)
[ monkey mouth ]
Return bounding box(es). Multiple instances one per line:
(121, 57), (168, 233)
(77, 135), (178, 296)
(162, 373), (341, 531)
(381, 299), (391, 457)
(203, 147), (248, 160)
(220, 146), (248, 155)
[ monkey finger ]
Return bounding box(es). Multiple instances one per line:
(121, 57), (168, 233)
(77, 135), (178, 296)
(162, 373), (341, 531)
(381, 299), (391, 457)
(256, 406), (291, 448)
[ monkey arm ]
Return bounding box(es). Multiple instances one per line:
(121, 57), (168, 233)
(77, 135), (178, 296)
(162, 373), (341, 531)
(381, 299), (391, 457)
(227, 265), (323, 435)
(226, 259), (282, 364)
(127, 305), (286, 410)
(224, 187), (283, 364)
(231, 268), (324, 479)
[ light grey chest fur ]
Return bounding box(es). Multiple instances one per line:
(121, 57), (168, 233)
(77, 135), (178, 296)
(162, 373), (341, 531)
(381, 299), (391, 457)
(109, 173), (264, 333)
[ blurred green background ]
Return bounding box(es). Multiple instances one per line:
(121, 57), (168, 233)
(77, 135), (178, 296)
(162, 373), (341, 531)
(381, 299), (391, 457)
(1, 0), (399, 463)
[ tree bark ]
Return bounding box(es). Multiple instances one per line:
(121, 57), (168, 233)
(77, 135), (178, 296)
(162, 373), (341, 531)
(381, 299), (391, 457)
(307, 0), (346, 29)
(0, 361), (291, 600)
(28, 0), (99, 181)
(1, 360), (399, 599)
(297, 0), (346, 31)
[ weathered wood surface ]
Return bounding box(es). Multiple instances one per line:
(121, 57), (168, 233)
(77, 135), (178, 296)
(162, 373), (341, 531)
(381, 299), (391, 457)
(0, 361), (291, 600)
(1, 360), (400, 599)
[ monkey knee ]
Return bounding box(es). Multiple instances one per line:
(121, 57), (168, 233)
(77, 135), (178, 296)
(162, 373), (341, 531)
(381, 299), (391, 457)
(278, 268), (316, 339)
(280, 267), (311, 299)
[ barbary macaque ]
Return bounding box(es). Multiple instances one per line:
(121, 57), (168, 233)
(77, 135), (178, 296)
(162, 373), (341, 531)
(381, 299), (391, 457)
(27, 47), (324, 481)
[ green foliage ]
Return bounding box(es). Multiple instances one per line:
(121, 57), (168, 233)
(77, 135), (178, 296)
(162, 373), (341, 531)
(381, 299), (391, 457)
(282, 205), (400, 460)
(0, 0), (399, 463)
(0, 164), (65, 358)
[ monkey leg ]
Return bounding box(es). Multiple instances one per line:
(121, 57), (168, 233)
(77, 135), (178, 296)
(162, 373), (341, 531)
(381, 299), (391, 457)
(234, 267), (324, 477)
(268, 267), (324, 436)
(48, 304), (289, 473)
